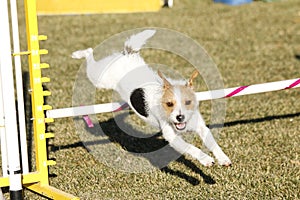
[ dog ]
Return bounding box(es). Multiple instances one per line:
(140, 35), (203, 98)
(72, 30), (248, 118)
(72, 30), (231, 167)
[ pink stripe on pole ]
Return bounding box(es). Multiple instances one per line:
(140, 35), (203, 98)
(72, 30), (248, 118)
(83, 115), (94, 128)
(285, 79), (300, 89)
(225, 86), (248, 98)
(113, 103), (129, 112)
(80, 104), (94, 128)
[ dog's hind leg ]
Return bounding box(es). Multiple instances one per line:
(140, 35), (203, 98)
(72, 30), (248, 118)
(161, 124), (215, 167)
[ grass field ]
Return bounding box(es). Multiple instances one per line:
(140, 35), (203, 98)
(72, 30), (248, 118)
(8, 0), (300, 199)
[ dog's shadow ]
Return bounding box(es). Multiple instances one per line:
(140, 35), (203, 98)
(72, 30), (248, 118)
(78, 112), (215, 186)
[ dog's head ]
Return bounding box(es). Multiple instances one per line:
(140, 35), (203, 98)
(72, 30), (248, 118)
(158, 70), (199, 131)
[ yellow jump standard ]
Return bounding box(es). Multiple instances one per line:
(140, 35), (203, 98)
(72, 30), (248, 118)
(0, 0), (79, 199)
(24, 0), (79, 198)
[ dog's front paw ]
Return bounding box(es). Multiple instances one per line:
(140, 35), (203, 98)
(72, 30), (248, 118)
(197, 155), (215, 167)
(216, 155), (232, 167)
(212, 148), (232, 167)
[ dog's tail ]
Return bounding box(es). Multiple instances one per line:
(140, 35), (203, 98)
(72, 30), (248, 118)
(124, 30), (156, 54)
(71, 30), (155, 58)
(71, 48), (94, 60)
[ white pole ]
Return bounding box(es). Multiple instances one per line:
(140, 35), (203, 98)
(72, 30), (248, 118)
(10, 0), (29, 175)
(196, 78), (300, 100)
(46, 102), (128, 119)
(0, 77), (8, 178)
(46, 78), (300, 119)
(0, 0), (23, 199)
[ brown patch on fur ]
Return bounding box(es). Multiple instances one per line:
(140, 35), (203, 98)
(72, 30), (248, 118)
(161, 86), (176, 116)
(158, 70), (198, 116)
(158, 70), (171, 90)
(179, 85), (197, 110)
(158, 70), (176, 116)
(186, 70), (199, 89)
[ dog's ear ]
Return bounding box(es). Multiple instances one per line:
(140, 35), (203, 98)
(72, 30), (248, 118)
(158, 70), (171, 89)
(187, 70), (199, 89)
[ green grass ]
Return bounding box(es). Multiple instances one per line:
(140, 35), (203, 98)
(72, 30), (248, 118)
(8, 0), (300, 199)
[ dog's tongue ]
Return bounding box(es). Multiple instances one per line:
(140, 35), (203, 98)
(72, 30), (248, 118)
(175, 123), (186, 130)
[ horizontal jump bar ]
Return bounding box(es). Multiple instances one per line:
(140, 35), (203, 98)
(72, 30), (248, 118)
(46, 78), (300, 119)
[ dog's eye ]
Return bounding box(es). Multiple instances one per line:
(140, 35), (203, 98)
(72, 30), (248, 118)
(185, 100), (191, 105)
(166, 102), (174, 107)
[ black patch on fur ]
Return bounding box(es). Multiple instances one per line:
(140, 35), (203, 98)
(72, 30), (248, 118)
(130, 88), (149, 117)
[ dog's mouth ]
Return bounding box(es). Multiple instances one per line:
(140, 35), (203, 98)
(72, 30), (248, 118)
(174, 122), (186, 131)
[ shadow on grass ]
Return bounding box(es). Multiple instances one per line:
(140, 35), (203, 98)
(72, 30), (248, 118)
(51, 111), (300, 185)
(50, 112), (215, 185)
(161, 157), (216, 185)
(210, 112), (300, 129)
(79, 112), (215, 186)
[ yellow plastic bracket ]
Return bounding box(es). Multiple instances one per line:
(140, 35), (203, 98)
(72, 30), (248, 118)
(39, 49), (48, 55)
(45, 132), (54, 139)
(43, 91), (51, 96)
(41, 77), (50, 83)
(44, 118), (54, 123)
(46, 160), (56, 166)
(12, 51), (31, 56)
(40, 63), (50, 69)
(38, 35), (47, 40)
(42, 105), (52, 110)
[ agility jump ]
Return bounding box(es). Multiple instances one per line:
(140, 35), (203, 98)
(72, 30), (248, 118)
(0, 0), (299, 199)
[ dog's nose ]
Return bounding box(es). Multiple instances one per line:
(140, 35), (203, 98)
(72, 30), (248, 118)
(176, 115), (185, 122)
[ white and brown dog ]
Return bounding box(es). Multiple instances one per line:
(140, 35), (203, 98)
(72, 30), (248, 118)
(72, 30), (231, 167)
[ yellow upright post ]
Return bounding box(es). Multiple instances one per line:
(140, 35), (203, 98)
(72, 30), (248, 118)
(23, 0), (79, 199)
(24, 0), (52, 186)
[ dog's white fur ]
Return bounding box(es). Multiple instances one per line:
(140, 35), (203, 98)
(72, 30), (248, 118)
(72, 30), (231, 167)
